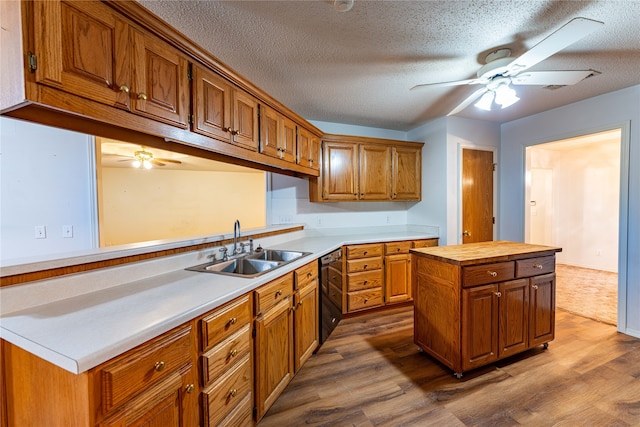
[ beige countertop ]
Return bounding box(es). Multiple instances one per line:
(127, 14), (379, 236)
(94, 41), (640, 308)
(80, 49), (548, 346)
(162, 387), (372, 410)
(410, 240), (562, 266)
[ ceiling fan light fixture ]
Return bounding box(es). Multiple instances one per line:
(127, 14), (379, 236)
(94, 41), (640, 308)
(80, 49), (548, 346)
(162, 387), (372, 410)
(333, 0), (354, 12)
(132, 159), (142, 168)
(494, 84), (519, 109)
(142, 159), (153, 169)
(474, 91), (495, 111)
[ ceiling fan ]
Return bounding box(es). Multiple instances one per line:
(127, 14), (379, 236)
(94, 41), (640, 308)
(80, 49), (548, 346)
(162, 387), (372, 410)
(116, 147), (183, 169)
(411, 17), (604, 115)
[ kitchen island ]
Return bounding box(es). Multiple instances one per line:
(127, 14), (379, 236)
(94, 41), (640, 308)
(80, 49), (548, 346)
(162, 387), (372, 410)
(410, 241), (562, 378)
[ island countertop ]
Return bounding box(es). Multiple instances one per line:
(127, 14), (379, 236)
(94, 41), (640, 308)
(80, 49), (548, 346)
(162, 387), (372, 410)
(410, 240), (562, 266)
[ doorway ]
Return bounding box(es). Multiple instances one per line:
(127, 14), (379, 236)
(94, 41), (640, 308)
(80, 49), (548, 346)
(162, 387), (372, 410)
(461, 148), (495, 243)
(525, 129), (621, 325)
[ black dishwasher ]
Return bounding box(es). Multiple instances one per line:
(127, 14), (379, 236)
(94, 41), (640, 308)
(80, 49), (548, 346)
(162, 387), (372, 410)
(319, 248), (343, 344)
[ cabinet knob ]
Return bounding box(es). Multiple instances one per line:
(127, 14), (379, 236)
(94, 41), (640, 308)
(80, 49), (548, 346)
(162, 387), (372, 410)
(363, 280), (368, 285)
(222, 126), (231, 132)
(534, 264), (543, 269)
(463, 230), (471, 237)
(154, 361), (165, 372)
(487, 271), (498, 278)
(229, 348), (238, 358)
(532, 284), (539, 290)
(230, 129), (239, 135)
(137, 92), (147, 100)
(119, 85), (130, 93)
(298, 301), (303, 307)
(309, 159), (314, 166)
(364, 298), (369, 303)
(494, 291), (502, 297)
(227, 317), (237, 326)
(275, 290), (282, 297)
(228, 388), (238, 398)
(185, 384), (195, 394)
(307, 272), (313, 278)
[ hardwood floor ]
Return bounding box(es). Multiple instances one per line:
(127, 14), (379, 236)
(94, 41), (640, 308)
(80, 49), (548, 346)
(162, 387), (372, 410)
(259, 306), (640, 426)
(556, 264), (618, 325)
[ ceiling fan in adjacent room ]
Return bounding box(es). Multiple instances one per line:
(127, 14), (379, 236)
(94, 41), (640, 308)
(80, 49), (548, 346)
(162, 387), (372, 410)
(411, 17), (604, 115)
(116, 147), (183, 169)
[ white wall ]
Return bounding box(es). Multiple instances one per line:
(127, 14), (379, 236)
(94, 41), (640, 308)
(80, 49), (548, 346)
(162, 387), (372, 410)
(499, 84), (640, 337)
(1, 117), (96, 261)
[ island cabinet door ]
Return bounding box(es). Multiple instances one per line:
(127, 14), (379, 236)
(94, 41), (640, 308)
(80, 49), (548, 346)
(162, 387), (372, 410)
(462, 284), (499, 371)
(498, 279), (530, 358)
(529, 273), (556, 347)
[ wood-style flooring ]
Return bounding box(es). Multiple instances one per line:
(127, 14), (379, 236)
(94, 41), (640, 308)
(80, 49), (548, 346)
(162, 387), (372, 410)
(259, 306), (640, 426)
(556, 264), (618, 325)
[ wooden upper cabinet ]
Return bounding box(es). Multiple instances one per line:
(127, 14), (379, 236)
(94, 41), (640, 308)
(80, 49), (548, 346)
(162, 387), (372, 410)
(359, 144), (391, 199)
(33, 1), (188, 128)
(192, 63), (259, 151)
(392, 145), (422, 200)
(34, 0), (131, 110)
(260, 104), (296, 163)
(321, 141), (359, 201)
(297, 127), (321, 171)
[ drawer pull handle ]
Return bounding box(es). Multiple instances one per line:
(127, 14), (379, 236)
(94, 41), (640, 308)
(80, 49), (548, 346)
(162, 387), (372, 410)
(298, 301), (303, 307)
(229, 348), (238, 358)
(154, 361), (165, 372)
(487, 271), (498, 277)
(119, 84), (130, 93)
(532, 284), (539, 290)
(495, 291), (502, 297)
(227, 317), (237, 326)
(364, 298), (369, 303)
(534, 264), (543, 269)
(275, 290), (283, 297)
(185, 384), (195, 394)
(363, 251), (368, 255)
(228, 388), (238, 398)
(307, 272), (313, 278)
(137, 92), (147, 100)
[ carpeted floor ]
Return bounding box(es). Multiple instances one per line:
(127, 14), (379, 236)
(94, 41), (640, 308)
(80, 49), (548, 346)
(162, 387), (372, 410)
(555, 263), (618, 325)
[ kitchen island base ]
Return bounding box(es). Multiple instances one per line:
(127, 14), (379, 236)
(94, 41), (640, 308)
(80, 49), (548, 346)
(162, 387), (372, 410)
(411, 241), (561, 378)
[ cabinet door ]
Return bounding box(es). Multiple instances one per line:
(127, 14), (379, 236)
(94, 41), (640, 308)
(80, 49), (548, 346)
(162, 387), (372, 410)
(280, 115), (297, 163)
(294, 282), (318, 372)
(34, 0), (131, 109)
(192, 64), (232, 141)
(231, 89), (259, 151)
(384, 254), (412, 304)
(498, 279), (529, 358)
(392, 145), (422, 200)
(255, 298), (294, 421)
(131, 28), (189, 128)
(297, 127), (320, 170)
(321, 141), (358, 200)
(259, 104), (281, 158)
(462, 284), (498, 371)
(359, 144), (391, 200)
(529, 273), (556, 347)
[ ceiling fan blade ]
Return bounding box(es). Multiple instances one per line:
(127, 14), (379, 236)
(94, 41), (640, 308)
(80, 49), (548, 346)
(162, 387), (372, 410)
(155, 158), (183, 164)
(447, 88), (488, 116)
(116, 158), (133, 162)
(511, 70), (598, 86)
(505, 17), (604, 76)
(411, 78), (483, 91)
(151, 160), (166, 167)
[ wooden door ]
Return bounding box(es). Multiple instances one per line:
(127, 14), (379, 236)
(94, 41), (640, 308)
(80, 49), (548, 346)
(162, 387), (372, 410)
(384, 254), (412, 304)
(359, 144), (391, 200)
(322, 141), (358, 200)
(462, 284), (498, 371)
(298, 128), (320, 170)
(259, 104), (280, 159)
(131, 28), (189, 128)
(462, 148), (494, 243)
(309, 135), (321, 171)
(254, 298), (293, 421)
(280, 115), (297, 163)
(294, 282), (318, 372)
(34, 0), (131, 109)
(231, 89), (259, 151)
(192, 64), (232, 141)
(529, 273), (556, 347)
(498, 279), (529, 358)
(392, 146), (421, 200)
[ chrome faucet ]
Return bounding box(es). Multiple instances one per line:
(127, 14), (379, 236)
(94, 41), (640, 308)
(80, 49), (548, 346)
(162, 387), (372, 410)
(233, 220), (241, 254)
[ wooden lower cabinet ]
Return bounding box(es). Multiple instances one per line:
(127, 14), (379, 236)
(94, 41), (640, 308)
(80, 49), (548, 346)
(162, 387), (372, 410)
(412, 242), (559, 378)
(293, 262), (319, 371)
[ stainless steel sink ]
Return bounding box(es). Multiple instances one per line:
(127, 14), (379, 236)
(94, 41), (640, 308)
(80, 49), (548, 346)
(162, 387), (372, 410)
(187, 249), (312, 278)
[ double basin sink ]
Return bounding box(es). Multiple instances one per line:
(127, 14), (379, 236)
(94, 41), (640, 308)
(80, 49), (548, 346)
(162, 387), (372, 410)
(187, 249), (312, 278)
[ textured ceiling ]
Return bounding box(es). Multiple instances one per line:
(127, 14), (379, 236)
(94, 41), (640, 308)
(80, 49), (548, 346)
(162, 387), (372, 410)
(138, 0), (640, 131)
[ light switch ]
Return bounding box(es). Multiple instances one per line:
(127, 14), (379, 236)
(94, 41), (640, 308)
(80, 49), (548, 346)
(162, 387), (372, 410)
(34, 225), (46, 239)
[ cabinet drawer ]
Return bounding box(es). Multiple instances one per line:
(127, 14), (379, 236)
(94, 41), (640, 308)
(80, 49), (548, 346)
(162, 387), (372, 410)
(347, 270), (383, 291)
(516, 256), (555, 278)
(328, 265), (343, 288)
(462, 262), (515, 287)
(345, 244), (383, 259)
(328, 282), (343, 310)
(295, 261), (318, 289)
(347, 257), (383, 273)
(255, 272), (293, 315)
(202, 353), (252, 427)
(100, 325), (192, 413)
(347, 288), (383, 312)
(413, 238), (438, 248)
(201, 324), (251, 386)
(201, 294), (252, 352)
(216, 393), (253, 427)
(385, 241), (412, 255)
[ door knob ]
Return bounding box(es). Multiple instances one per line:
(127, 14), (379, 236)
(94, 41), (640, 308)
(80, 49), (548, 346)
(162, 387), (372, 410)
(463, 230), (471, 237)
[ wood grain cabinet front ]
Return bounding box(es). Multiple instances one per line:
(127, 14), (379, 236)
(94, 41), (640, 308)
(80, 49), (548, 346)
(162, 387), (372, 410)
(344, 243), (384, 313)
(293, 261), (319, 372)
(259, 104), (296, 163)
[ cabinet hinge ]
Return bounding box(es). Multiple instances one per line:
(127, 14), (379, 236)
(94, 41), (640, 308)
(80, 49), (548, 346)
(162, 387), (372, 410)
(493, 216), (496, 224)
(492, 163), (497, 171)
(188, 114), (194, 124)
(187, 64), (193, 81)
(27, 52), (37, 72)
(253, 407), (258, 419)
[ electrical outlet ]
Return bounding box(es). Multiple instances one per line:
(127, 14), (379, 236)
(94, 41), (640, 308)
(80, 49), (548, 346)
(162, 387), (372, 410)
(34, 225), (46, 239)
(386, 215), (390, 224)
(63, 225), (73, 238)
